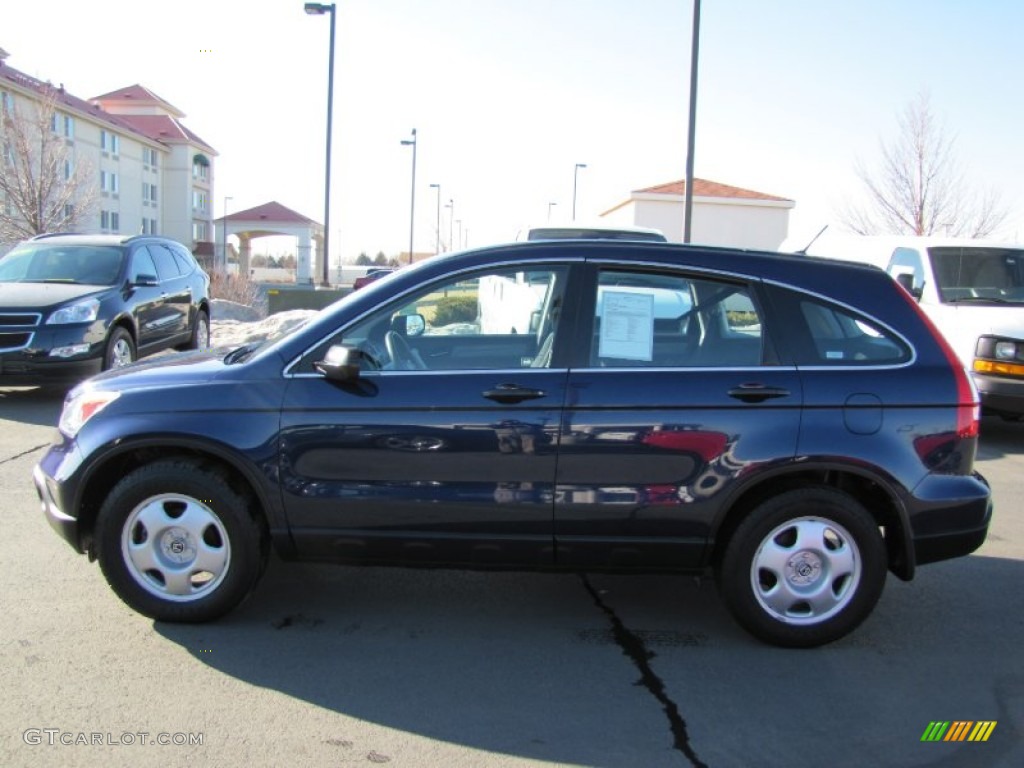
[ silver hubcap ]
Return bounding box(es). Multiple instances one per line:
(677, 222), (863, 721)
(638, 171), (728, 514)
(751, 516), (861, 625)
(121, 494), (230, 602)
(196, 317), (210, 350)
(110, 338), (133, 368)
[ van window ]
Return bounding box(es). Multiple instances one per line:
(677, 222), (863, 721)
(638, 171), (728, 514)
(928, 247), (1024, 304)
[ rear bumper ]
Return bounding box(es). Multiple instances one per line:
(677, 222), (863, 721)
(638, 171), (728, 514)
(908, 472), (992, 568)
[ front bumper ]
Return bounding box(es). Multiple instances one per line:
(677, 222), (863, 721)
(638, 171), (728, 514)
(973, 371), (1024, 418)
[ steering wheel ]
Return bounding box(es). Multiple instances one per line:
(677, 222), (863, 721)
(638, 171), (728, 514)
(384, 331), (425, 370)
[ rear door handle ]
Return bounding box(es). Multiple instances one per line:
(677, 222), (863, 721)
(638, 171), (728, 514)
(483, 383), (546, 404)
(727, 384), (791, 403)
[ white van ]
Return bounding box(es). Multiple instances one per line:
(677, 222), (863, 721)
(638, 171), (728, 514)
(790, 233), (1024, 420)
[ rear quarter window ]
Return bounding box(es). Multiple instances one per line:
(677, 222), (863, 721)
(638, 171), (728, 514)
(796, 299), (910, 365)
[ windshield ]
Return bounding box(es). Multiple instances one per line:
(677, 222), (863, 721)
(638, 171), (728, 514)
(929, 246), (1024, 304)
(0, 244), (126, 285)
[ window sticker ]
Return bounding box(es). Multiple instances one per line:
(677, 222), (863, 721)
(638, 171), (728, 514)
(599, 290), (655, 361)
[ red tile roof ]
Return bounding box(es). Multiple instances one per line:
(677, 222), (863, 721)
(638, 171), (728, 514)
(222, 201), (319, 226)
(637, 178), (792, 202)
(0, 60), (215, 156)
(0, 62), (162, 147)
(110, 114), (215, 153)
(91, 84), (184, 117)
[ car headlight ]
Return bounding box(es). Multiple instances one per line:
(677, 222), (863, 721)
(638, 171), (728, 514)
(59, 389), (120, 438)
(994, 341), (1019, 361)
(47, 298), (100, 325)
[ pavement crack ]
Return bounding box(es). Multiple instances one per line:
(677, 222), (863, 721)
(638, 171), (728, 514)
(581, 575), (708, 768)
(0, 443), (51, 466)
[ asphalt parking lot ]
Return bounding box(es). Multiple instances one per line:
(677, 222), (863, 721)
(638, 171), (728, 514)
(1, 386), (1021, 768)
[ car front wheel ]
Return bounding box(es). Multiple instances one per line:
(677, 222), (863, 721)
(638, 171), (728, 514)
(95, 461), (267, 622)
(104, 327), (135, 370)
(717, 488), (887, 647)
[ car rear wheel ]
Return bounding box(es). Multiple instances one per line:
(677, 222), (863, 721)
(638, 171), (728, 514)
(184, 309), (210, 351)
(717, 488), (886, 647)
(104, 327), (135, 370)
(95, 461), (267, 622)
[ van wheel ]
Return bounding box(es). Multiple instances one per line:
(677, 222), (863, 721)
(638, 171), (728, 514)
(95, 461), (267, 622)
(717, 488), (886, 647)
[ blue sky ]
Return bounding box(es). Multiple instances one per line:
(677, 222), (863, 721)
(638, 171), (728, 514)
(6, 0), (1023, 260)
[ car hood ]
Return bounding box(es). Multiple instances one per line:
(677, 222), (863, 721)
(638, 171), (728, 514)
(0, 281), (107, 310)
(83, 348), (236, 391)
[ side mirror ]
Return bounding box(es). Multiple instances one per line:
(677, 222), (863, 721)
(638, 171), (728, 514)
(894, 272), (922, 299)
(395, 313), (426, 337)
(132, 273), (159, 287)
(314, 344), (362, 382)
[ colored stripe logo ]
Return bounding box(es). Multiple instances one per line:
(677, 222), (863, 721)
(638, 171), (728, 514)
(921, 721), (996, 742)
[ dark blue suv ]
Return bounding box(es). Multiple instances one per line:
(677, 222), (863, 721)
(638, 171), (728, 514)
(0, 233), (211, 386)
(34, 240), (992, 646)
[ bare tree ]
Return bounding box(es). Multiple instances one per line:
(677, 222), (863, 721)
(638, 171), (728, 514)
(840, 91), (1008, 238)
(0, 85), (98, 245)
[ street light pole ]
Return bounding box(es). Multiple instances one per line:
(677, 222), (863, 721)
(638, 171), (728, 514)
(400, 128), (417, 264)
(547, 201), (557, 222)
(221, 196), (232, 274)
(446, 198), (454, 252)
(429, 183), (441, 254)
(572, 163), (587, 220)
(304, 2), (336, 286)
(683, 0), (701, 244)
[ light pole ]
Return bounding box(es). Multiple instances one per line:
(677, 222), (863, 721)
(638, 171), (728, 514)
(304, 2), (336, 286)
(572, 162), (587, 220)
(400, 128), (417, 264)
(547, 201), (557, 222)
(446, 198), (454, 252)
(456, 219), (462, 250)
(221, 196), (232, 274)
(683, 0), (701, 244)
(429, 183), (441, 254)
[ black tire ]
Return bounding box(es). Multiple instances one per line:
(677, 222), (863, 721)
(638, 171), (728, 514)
(717, 488), (887, 648)
(95, 460), (267, 622)
(103, 327), (136, 371)
(182, 308), (210, 351)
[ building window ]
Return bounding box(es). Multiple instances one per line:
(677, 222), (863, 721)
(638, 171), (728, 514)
(64, 115), (74, 139)
(150, 218), (158, 235)
(193, 221), (209, 241)
(142, 182), (158, 204)
(100, 130), (120, 155)
(100, 171), (119, 195)
(0, 90), (12, 114)
(63, 203), (74, 219)
(143, 147), (159, 168)
(192, 189), (208, 212)
(53, 113), (74, 139)
(64, 159), (73, 181)
(100, 210), (109, 229)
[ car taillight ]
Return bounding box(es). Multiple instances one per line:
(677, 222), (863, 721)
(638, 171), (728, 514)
(895, 286), (980, 439)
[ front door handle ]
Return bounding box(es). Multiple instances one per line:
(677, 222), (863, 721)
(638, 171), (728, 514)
(483, 383), (546, 404)
(727, 383), (791, 403)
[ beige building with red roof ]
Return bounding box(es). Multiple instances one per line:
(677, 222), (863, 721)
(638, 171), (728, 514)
(601, 178), (795, 250)
(0, 51), (216, 254)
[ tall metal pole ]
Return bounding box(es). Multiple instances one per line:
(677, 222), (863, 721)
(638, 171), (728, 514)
(572, 163), (587, 220)
(683, 0), (701, 244)
(447, 199), (454, 252)
(429, 183), (441, 254)
(221, 196), (232, 274)
(305, 2), (337, 285)
(401, 128), (417, 264)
